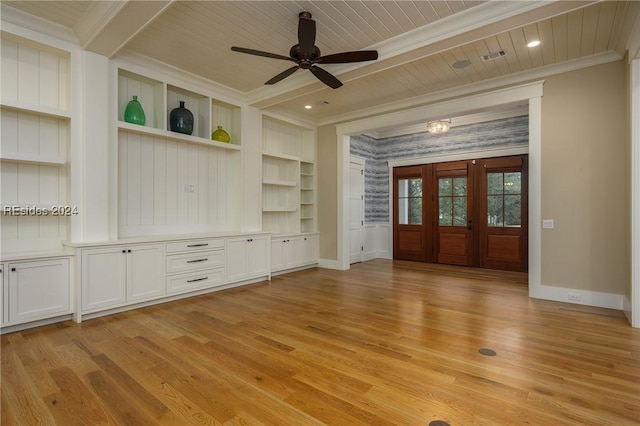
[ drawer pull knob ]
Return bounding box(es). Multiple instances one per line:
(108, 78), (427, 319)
(11, 268), (16, 272)
(187, 243), (208, 247)
(187, 277), (209, 283)
(187, 258), (208, 263)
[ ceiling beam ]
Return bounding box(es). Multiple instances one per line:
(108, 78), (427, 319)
(74, 0), (174, 58)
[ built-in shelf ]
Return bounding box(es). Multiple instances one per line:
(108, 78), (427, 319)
(262, 151), (299, 161)
(262, 179), (297, 187)
(117, 121), (241, 151)
(263, 207), (297, 212)
(0, 152), (66, 165)
(1, 99), (71, 119)
(262, 115), (315, 234)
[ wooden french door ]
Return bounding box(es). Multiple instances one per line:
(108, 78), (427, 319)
(435, 161), (474, 266)
(393, 155), (528, 272)
(478, 156), (528, 271)
(393, 165), (432, 262)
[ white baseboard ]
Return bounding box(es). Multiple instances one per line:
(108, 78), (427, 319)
(531, 284), (624, 310)
(623, 295), (632, 324)
(318, 258), (345, 270)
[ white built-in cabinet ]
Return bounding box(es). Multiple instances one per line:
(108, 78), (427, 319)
(80, 243), (164, 313)
(0, 28), (320, 332)
(1, 257), (71, 327)
(271, 233), (319, 273)
(0, 32), (72, 253)
(165, 238), (226, 294)
(227, 235), (270, 282)
(262, 115), (316, 234)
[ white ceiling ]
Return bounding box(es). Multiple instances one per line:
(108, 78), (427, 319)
(3, 1), (640, 128)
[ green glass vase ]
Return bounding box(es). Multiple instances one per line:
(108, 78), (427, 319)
(124, 95), (146, 125)
(211, 125), (230, 143)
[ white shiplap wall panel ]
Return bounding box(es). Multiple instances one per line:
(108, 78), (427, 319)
(1, 162), (18, 204)
(140, 134), (155, 226)
(153, 136), (167, 225)
(165, 139), (178, 226)
(118, 131), (238, 236)
(39, 50), (60, 108)
(17, 43), (39, 105)
(1, 38), (19, 101)
(1, 109), (18, 152)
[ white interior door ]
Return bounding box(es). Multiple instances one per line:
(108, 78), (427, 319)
(349, 161), (365, 264)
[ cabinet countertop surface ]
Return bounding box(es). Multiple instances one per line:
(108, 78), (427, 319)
(61, 231), (274, 249)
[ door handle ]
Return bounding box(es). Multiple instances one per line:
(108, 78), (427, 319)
(468, 219), (473, 230)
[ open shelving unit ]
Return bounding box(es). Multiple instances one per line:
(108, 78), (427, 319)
(261, 115), (316, 234)
(116, 68), (244, 237)
(1, 32), (71, 252)
(117, 69), (242, 152)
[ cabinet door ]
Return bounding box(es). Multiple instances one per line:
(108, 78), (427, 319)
(284, 237), (304, 269)
(8, 259), (70, 323)
(301, 235), (320, 265)
(0, 264), (6, 325)
(248, 236), (270, 277)
(82, 247), (126, 312)
(271, 239), (286, 272)
(127, 244), (165, 303)
(227, 237), (249, 281)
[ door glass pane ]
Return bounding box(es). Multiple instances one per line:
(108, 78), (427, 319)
(504, 172), (521, 194)
(439, 178), (452, 196)
(487, 173), (504, 195)
(453, 177), (467, 196)
(487, 195), (503, 227)
(504, 195), (521, 226)
(453, 197), (467, 226)
(439, 197), (452, 225)
(398, 178), (422, 225)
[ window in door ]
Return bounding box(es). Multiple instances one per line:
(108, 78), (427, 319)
(398, 178), (422, 225)
(438, 177), (467, 226)
(487, 172), (522, 227)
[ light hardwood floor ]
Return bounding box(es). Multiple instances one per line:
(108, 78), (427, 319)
(2, 259), (639, 425)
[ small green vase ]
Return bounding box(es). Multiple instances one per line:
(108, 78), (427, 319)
(124, 95), (146, 125)
(211, 125), (230, 143)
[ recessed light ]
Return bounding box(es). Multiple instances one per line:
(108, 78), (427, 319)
(527, 40), (541, 48)
(304, 105), (312, 109)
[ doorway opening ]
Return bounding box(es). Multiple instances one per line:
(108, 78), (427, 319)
(393, 155), (528, 272)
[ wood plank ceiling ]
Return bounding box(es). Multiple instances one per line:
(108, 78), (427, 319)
(3, 1), (639, 124)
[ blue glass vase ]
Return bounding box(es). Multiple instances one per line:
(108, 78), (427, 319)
(169, 101), (194, 135)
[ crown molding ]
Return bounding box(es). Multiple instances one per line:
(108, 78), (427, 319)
(0, 4), (78, 45)
(317, 50), (622, 128)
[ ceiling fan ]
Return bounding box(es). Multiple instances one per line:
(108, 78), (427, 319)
(231, 12), (378, 89)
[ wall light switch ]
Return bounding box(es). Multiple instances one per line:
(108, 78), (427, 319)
(542, 219), (554, 229)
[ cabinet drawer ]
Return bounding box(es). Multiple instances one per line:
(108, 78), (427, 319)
(166, 238), (225, 253)
(166, 268), (225, 294)
(166, 250), (225, 274)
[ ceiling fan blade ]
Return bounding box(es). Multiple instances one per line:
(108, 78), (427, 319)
(315, 50), (379, 64)
(309, 65), (343, 89)
(265, 66), (300, 85)
(298, 15), (316, 56)
(231, 46), (293, 62)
